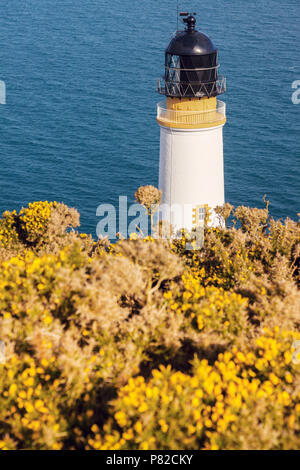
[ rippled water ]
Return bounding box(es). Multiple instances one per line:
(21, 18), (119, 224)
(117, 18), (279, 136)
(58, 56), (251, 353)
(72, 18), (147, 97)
(0, 0), (299, 235)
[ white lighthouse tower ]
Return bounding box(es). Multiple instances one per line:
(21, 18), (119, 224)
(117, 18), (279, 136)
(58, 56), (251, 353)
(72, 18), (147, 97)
(157, 13), (226, 232)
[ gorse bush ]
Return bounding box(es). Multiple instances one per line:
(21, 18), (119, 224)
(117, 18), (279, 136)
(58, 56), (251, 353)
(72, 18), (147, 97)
(0, 200), (299, 450)
(98, 328), (300, 450)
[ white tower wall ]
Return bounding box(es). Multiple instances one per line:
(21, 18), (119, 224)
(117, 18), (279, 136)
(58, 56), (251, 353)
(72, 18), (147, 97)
(158, 123), (225, 231)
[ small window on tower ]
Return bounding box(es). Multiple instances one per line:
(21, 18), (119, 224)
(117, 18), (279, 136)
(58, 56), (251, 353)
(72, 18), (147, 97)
(198, 207), (206, 222)
(192, 205), (210, 228)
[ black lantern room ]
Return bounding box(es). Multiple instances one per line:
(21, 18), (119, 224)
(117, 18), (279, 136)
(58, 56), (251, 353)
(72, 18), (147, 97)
(158, 13), (225, 98)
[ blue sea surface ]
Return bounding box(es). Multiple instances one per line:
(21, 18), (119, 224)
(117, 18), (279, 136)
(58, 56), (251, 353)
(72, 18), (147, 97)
(0, 0), (299, 236)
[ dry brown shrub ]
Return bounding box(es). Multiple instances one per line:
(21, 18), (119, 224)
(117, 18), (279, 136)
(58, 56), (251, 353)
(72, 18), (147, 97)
(234, 204), (269, 233)
(134, 185), (162, 215)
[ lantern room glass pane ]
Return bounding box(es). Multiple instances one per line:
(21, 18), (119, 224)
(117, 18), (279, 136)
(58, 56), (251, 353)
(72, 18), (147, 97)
(162, 51), (222, 98)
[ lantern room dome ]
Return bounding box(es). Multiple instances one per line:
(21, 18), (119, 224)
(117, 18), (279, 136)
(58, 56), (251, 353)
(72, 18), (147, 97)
(157, 14), (226, 99)
(166, 30), (217, 56)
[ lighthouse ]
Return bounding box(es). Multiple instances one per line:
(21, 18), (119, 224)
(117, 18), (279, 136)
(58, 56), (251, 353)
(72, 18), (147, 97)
(157, 12), (226, 232)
